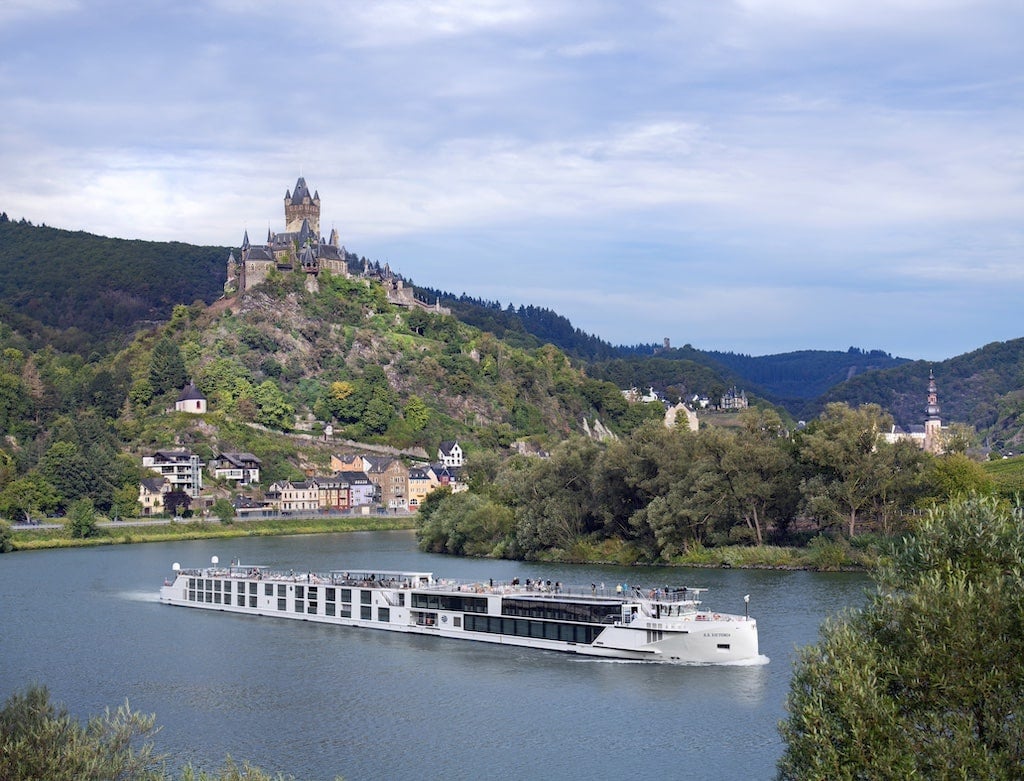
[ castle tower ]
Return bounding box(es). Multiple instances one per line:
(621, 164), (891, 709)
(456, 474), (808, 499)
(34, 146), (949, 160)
(284, 177), (321, 236)
(924, 369), (943, 454)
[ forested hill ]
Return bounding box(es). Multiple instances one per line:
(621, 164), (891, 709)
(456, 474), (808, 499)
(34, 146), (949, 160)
(0, 215), (228, 354)
(414, 287), (620, 361)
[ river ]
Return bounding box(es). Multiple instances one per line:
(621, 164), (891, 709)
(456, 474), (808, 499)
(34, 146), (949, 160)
(0, 531), (869, 780)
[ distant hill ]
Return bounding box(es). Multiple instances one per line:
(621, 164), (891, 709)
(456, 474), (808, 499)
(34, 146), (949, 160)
(812, 339), (1024, 451)
(0, 215), (228, 353)
(1, 216), (1019, 449)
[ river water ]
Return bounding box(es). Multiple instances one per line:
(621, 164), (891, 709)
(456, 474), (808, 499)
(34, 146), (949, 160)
(0, 531), (869, 780)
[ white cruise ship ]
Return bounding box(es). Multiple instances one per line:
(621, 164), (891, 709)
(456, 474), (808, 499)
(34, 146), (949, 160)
(160, 559), (761, 664)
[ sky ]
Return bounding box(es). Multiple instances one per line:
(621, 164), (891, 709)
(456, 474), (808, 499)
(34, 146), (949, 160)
(1, 1), (1021, 361)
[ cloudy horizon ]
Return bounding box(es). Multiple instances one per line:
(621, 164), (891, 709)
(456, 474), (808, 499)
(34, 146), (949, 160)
(1, 1), (1021, 361)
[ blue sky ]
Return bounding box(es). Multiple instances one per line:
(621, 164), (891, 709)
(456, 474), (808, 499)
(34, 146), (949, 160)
(1, 1), (1021, 361)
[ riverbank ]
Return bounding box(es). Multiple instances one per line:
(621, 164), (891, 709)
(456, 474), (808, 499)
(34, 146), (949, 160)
(5, 516), (875, 570)
(6, 516), (418, 551)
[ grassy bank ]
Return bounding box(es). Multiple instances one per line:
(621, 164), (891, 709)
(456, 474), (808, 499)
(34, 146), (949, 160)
(539, 535), (880, 571)
(8, 516), (418, 551)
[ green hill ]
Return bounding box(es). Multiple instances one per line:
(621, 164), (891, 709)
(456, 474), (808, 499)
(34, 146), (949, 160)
(0, 215), (228, 354)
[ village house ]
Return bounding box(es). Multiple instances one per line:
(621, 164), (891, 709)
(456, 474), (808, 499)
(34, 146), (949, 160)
(209, 452), (261, 485)
(363, 456), (410, 510)
(309, 475), (350, 512)
(142, 449), (203, 498)
(720, 387), (748, 411)
(264, 480), (318, 514)
(138, 477), (170, 516)
(407, 466), (440, 509)
(338, 471), (377, 508)
(438, 440), (464, 468)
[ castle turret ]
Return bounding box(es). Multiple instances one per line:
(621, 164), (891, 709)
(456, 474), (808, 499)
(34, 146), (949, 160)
(284, 177), (321, 235)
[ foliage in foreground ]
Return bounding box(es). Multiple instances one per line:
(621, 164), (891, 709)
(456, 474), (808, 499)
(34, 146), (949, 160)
(777, 495), (1024, 779)
(0, 685), (328, 780)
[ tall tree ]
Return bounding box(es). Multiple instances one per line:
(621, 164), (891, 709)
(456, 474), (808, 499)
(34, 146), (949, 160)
(797, 402), (893, 537)
(779, 496), (1024, 779)
(148, 335), (187, 396)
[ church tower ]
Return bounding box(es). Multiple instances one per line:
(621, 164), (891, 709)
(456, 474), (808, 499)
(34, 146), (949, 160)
(284, 177), (321, 236)
(924, 369), (943, 454)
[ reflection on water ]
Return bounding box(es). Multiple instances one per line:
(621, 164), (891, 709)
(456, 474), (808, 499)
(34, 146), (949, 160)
(0, 532), (868, 781)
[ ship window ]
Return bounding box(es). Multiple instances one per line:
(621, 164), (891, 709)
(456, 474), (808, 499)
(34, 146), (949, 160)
(249, 596), (257, 608)
(360, 590), (371, 605)
(213, 593), (221, 604)
(223, 581), (231, 593)
(341, 589), (351, 602)
(326, 588), (336, 601)
(296, 586), (304, 599)
(213, 580), (221, 592)
(265, 584), (273, 596)
(379, 608), (390, 622)
(530, 622), (544, 638)
(325, 602), (335, 616)
(249, 582), (257, 595)
(544, 623), (559, 640)
(236, 594), (245, 607)
(188, 578), (196, 589)
(295, 600), (304, 613)
(205, 592), (213, 603)
(360, 605), (371, 620)
(277, 584), (286, 597)
(398, 593), (405, 606)
(453, 616), (461, 628)
(188, 590), (195, 601)
(340, 608), (351, 618)
(307, 601), (317, 614)
(717, 644), (730, 650)
(277, 598), (286, 611)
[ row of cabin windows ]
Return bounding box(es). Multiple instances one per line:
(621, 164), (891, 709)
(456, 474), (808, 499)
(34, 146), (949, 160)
(464, 615), (600, 645)
(185, 580), (406, 621)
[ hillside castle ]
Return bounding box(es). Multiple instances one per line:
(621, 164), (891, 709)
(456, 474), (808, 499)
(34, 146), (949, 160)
(225, 177), (449, 314)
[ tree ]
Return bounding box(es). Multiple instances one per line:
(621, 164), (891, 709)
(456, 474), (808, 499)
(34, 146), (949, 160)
(403, 394), (430, 432)
(0, 472), (60, 523)
(253, 380), (293, 430)
(148, 335), (187, 396)
(65, 497), (99, 538)
(211, 498), (235, 524)
(0, 519), (12, 552)
(0, 685), (163, 781)
(778, 496), (1024, 779)
(797, 402), (893, 537)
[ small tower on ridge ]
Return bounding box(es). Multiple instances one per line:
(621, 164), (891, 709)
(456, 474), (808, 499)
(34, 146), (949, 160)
(924, 369), (943, 454)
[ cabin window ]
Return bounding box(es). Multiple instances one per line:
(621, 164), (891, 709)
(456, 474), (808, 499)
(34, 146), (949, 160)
(360, 605), (371, 620)
(360, 590), (371, 605)
(265, 584), (273, 596)
(295, 600), (304, 613)
(325, 601), (335, 616)
(277, 598), (286, 611)
(340, 607), (352, 618)
(378, 608), (390, 622)
(341, 589), (352, 602)
(277, 584), (286, 597)
(188, 590), (196, 601)
(296, 586), (304, 599)
(249, 596), (257, 608)
(188, 578), (196, 589)
(236, 594), (245, 607)
(223, 581), (231, 593)
(453, 616), (461, 628)
(249, 582), (257, 595)
(326, 588), (336, 601)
